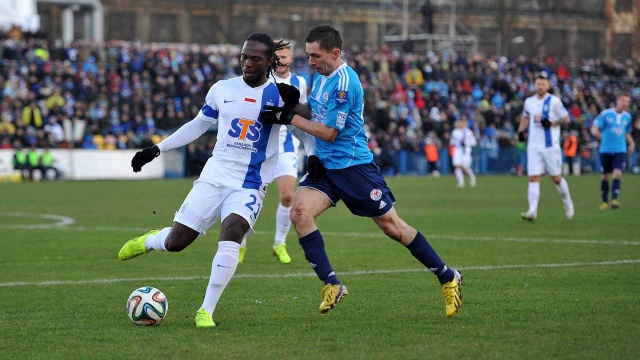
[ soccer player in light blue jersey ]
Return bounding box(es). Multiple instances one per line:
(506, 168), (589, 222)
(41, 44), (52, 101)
(260, 24), (462, 318)
(591, 93), (636, 209)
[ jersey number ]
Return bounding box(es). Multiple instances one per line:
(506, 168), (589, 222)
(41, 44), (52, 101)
(244, 194), (261, 218)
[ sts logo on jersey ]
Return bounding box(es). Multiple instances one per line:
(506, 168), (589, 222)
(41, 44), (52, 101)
(228, 118), (262, 142)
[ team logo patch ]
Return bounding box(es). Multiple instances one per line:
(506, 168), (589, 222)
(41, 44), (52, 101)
(336, 90), (348, 104)
(370, 189), (382, 201)
(322, 92), (329, 102)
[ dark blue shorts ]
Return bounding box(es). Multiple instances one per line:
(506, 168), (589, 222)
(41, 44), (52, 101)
(299, 162), (396, 217)
(600, 153), (626, 173)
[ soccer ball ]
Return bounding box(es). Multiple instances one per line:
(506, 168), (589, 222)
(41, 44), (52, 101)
(126, 286), (168, 326)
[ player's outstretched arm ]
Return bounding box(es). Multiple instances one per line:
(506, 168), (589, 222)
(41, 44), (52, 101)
(294, 102), (312, 119)
(155, 116), (213, 152)
(289, 125), (316, 156)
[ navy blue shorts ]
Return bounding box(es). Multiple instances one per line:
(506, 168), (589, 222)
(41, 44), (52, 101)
(299, 162), (396, 217)
(600, 153), (626, 173)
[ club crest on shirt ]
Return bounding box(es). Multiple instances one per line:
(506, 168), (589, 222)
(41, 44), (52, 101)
(370, 189), (382, 201)
(336, 90), (348, 104)
(322, 92), (329, 102)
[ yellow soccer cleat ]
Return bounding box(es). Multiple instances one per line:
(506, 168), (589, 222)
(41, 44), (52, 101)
(273, 243), (291, 264)
(238, 246), (247, 264)
(611, 199), (620, 209)
(319, 283), (348, 314)
(599, 202), (609, 210)
(442, 270), (463, 317)
(118, 229), (159, 261)
(195, 308), (216, 328)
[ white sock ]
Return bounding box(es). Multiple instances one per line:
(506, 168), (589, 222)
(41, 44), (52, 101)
(201, 241), (240, 315)
(240, 236), (247, 247)
(467, 168), (476, 186)
(145, 227), (171, 251)
(555, 178), (573, 204)
(274, 203), (292, 246)
(455, 168), (465, 186)
(527, 182), (540, 215)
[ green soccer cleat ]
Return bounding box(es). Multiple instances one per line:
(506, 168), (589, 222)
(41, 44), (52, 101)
(195, 308), (216, 328)
(238, 246), (247, 264)
(319, 283), (348, 314)
(117, 229), (159, 261)
(442, 269), (463, 317)
(273, 243), (291, 264)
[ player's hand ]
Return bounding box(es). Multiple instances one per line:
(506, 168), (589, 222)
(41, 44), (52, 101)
(131, 145), (160, 173)
(540, 118), (551, 128)
(307, 155), (326, 181)
(517, 131), (526, 142)
(260, 105), (295, 125)
(276, 83), (300, 109)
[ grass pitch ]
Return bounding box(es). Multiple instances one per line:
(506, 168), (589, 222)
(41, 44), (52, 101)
(0, 175), (638, 359)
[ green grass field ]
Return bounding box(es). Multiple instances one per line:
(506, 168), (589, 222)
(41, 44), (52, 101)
(1, 175), (639, 359)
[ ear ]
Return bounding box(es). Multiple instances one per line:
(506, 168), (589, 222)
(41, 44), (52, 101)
(332, 48), (341, 60)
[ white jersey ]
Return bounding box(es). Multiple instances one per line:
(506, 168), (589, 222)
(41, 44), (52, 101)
(274, 73), (307, 154)
(523, 93), (568, 148)
(450, 127), (476, 156)
(182, 77), (285, 190)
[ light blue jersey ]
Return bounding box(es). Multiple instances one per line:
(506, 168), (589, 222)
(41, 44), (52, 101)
(308, 63), (373, 169)
(594, 108), (632, 153)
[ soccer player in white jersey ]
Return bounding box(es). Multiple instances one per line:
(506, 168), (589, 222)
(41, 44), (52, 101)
(517, 74), (574, 221)
(450, 117), (477, 188)
(239, 41), (308, 264)
(117, 33), (315, 328)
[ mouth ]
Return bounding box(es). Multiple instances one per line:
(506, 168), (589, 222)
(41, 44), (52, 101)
(243, 70), (255, 77)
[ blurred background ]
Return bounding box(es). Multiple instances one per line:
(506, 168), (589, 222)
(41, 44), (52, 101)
(1, 0), (640, 181)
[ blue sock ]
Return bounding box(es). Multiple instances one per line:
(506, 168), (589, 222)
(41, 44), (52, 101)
(406, 231), (454, 284)
(299, 230), (340, 285)
(612, 179), (621, 199)
(601, 180), (609, 202)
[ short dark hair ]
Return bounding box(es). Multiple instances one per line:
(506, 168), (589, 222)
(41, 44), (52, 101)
(305, 24), (343, 52)
(618, 91), (631, 98)
(245, 32), (289, 77)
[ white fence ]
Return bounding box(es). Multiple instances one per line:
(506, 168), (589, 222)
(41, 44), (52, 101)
(0, 149), (165, 180)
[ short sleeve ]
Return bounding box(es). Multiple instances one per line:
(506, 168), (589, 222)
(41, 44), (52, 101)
(551, 97), (568, 120)
(196, 84), (220, 125)
(593, 111), (605, 129)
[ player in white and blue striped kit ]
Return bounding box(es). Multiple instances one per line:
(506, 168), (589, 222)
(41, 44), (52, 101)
(591, 93), (636, 209)
(117, 33), (315, 328)
(260, 24), (462, 318)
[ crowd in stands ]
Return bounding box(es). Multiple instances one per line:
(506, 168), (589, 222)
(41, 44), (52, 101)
(2, 28), (640, 175)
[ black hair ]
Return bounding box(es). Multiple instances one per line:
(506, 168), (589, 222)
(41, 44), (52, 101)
(305, 24), (343, 52)
(245, 32), (289, 78)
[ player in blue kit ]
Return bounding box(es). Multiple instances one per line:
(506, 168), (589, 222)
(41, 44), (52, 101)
(260, 24), (462, 317)
(591, 93), (635, 209)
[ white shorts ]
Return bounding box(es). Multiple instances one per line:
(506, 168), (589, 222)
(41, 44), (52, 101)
(173, 180), (266, 235)
(452, 152), (472, 168)
(527, 146), (562, 176)
(273, 152), (299, 180)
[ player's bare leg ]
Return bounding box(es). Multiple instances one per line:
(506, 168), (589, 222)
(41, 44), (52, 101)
(551, 174), (574, 219)
(373, 208), (462, 317)
(198, 214), (249, 328)
(454, 166), (465, 188)
(291, 187), (346, 313)
(464, 166), (476, 187)
(118, 222), (199, 260)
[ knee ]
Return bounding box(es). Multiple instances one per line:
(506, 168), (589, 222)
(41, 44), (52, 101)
(613, 170), (622, 179)
(290, 202), (311, 227)
(280, 192), (294, 207)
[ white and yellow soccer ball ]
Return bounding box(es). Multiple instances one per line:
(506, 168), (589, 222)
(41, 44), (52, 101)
(126, 286), (168, 326)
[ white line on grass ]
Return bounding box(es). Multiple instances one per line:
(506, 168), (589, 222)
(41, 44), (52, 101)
(1, 259), (639, 287)
(3, 223), (639, 246)
(0, 212), (75, 229)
